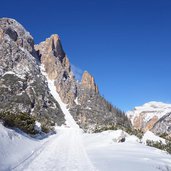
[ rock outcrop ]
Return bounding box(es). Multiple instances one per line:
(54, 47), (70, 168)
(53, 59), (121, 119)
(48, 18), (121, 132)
(35, 34), (77, 107)
(0, 18), (65, 127)
(81, 71), (98, 94)
(152, 112), (171, 137)
(127, 101), (171, 136)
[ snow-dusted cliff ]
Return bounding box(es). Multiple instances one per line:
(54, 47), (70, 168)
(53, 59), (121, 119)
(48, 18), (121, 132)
(127, 101), (171, 135)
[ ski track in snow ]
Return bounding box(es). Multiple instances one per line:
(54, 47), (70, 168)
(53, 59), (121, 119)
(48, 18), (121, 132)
(13, 67), (97, 171)
(16, 128), (97, 171)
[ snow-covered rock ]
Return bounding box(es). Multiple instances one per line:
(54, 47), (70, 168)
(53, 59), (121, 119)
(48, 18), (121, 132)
(127, 101), (171, 134)
(34, 121), (42, 132)
(84, 129), (140, 146)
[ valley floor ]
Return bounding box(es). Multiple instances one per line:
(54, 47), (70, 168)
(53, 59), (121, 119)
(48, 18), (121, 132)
(1, 125), (171, 171)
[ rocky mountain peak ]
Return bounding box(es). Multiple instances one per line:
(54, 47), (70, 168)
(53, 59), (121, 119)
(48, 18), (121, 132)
(35, 34), (65, 63)
(35, 35), (77, 106)
(81, 71), (98, 94)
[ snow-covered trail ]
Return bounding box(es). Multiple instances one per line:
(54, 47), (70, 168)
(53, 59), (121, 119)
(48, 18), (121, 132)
(18, 128), (97, 171)
(15, 67), (97, 171)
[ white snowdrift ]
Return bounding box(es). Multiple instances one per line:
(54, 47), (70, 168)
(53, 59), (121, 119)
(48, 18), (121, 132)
(0, 123), (44, 171)
(84, 130), (171, 171)
(142, 131), (166, 144)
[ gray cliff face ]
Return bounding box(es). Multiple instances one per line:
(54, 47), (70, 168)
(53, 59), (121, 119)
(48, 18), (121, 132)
(36, 35), (131, 132)
(152, 112), (171, 137)
(0, 18), (65, 126)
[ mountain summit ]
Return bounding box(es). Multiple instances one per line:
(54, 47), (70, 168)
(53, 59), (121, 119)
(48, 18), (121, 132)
(81, 71), (98, 94)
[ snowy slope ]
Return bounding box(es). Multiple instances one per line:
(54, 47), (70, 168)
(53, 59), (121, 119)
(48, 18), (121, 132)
(127, 101), (171, 124)
(84, 131), (171, 171)
(0, 123), (48, 171)
(1, 123), (171, 171)
(142, 131), (166, 144)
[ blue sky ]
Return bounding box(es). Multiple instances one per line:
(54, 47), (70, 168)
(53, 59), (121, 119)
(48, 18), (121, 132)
(1, 0), (171, 111)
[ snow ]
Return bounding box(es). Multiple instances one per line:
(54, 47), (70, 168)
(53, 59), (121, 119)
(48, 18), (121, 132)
(142, 131), (166, 144)
(2, 71), (25, 79)
(18, 128), (97, 171)
(1, 124), (171, 171)
(74, 97), (80, 105)
(86, 106), (92, 110)
(0, 123), (46, 171)
(34, 121), (41, 132)
(84, 131), (171, 171)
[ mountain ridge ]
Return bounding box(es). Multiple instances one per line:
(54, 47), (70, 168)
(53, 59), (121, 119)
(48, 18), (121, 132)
(35, 32), (131, 132)
(0, 18), (131, 133)
(127, 101), (171, 137)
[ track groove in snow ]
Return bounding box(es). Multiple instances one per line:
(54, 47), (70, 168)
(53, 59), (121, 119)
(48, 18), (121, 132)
(18, 128), (97, 171)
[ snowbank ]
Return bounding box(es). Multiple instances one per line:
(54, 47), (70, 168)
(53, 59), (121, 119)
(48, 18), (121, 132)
(142, 131), (166, 144)
(84, 130), (171, 171)
(0, 123), (43, 170)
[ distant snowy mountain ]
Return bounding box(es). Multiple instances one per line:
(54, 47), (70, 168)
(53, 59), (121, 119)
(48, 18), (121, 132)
(127, 101), (171, 136)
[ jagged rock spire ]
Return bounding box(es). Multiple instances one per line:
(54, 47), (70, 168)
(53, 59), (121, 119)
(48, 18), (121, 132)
(35, 34), (77, 106)
(81, 71), (98, 94)
(35, 34), (65, 61)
